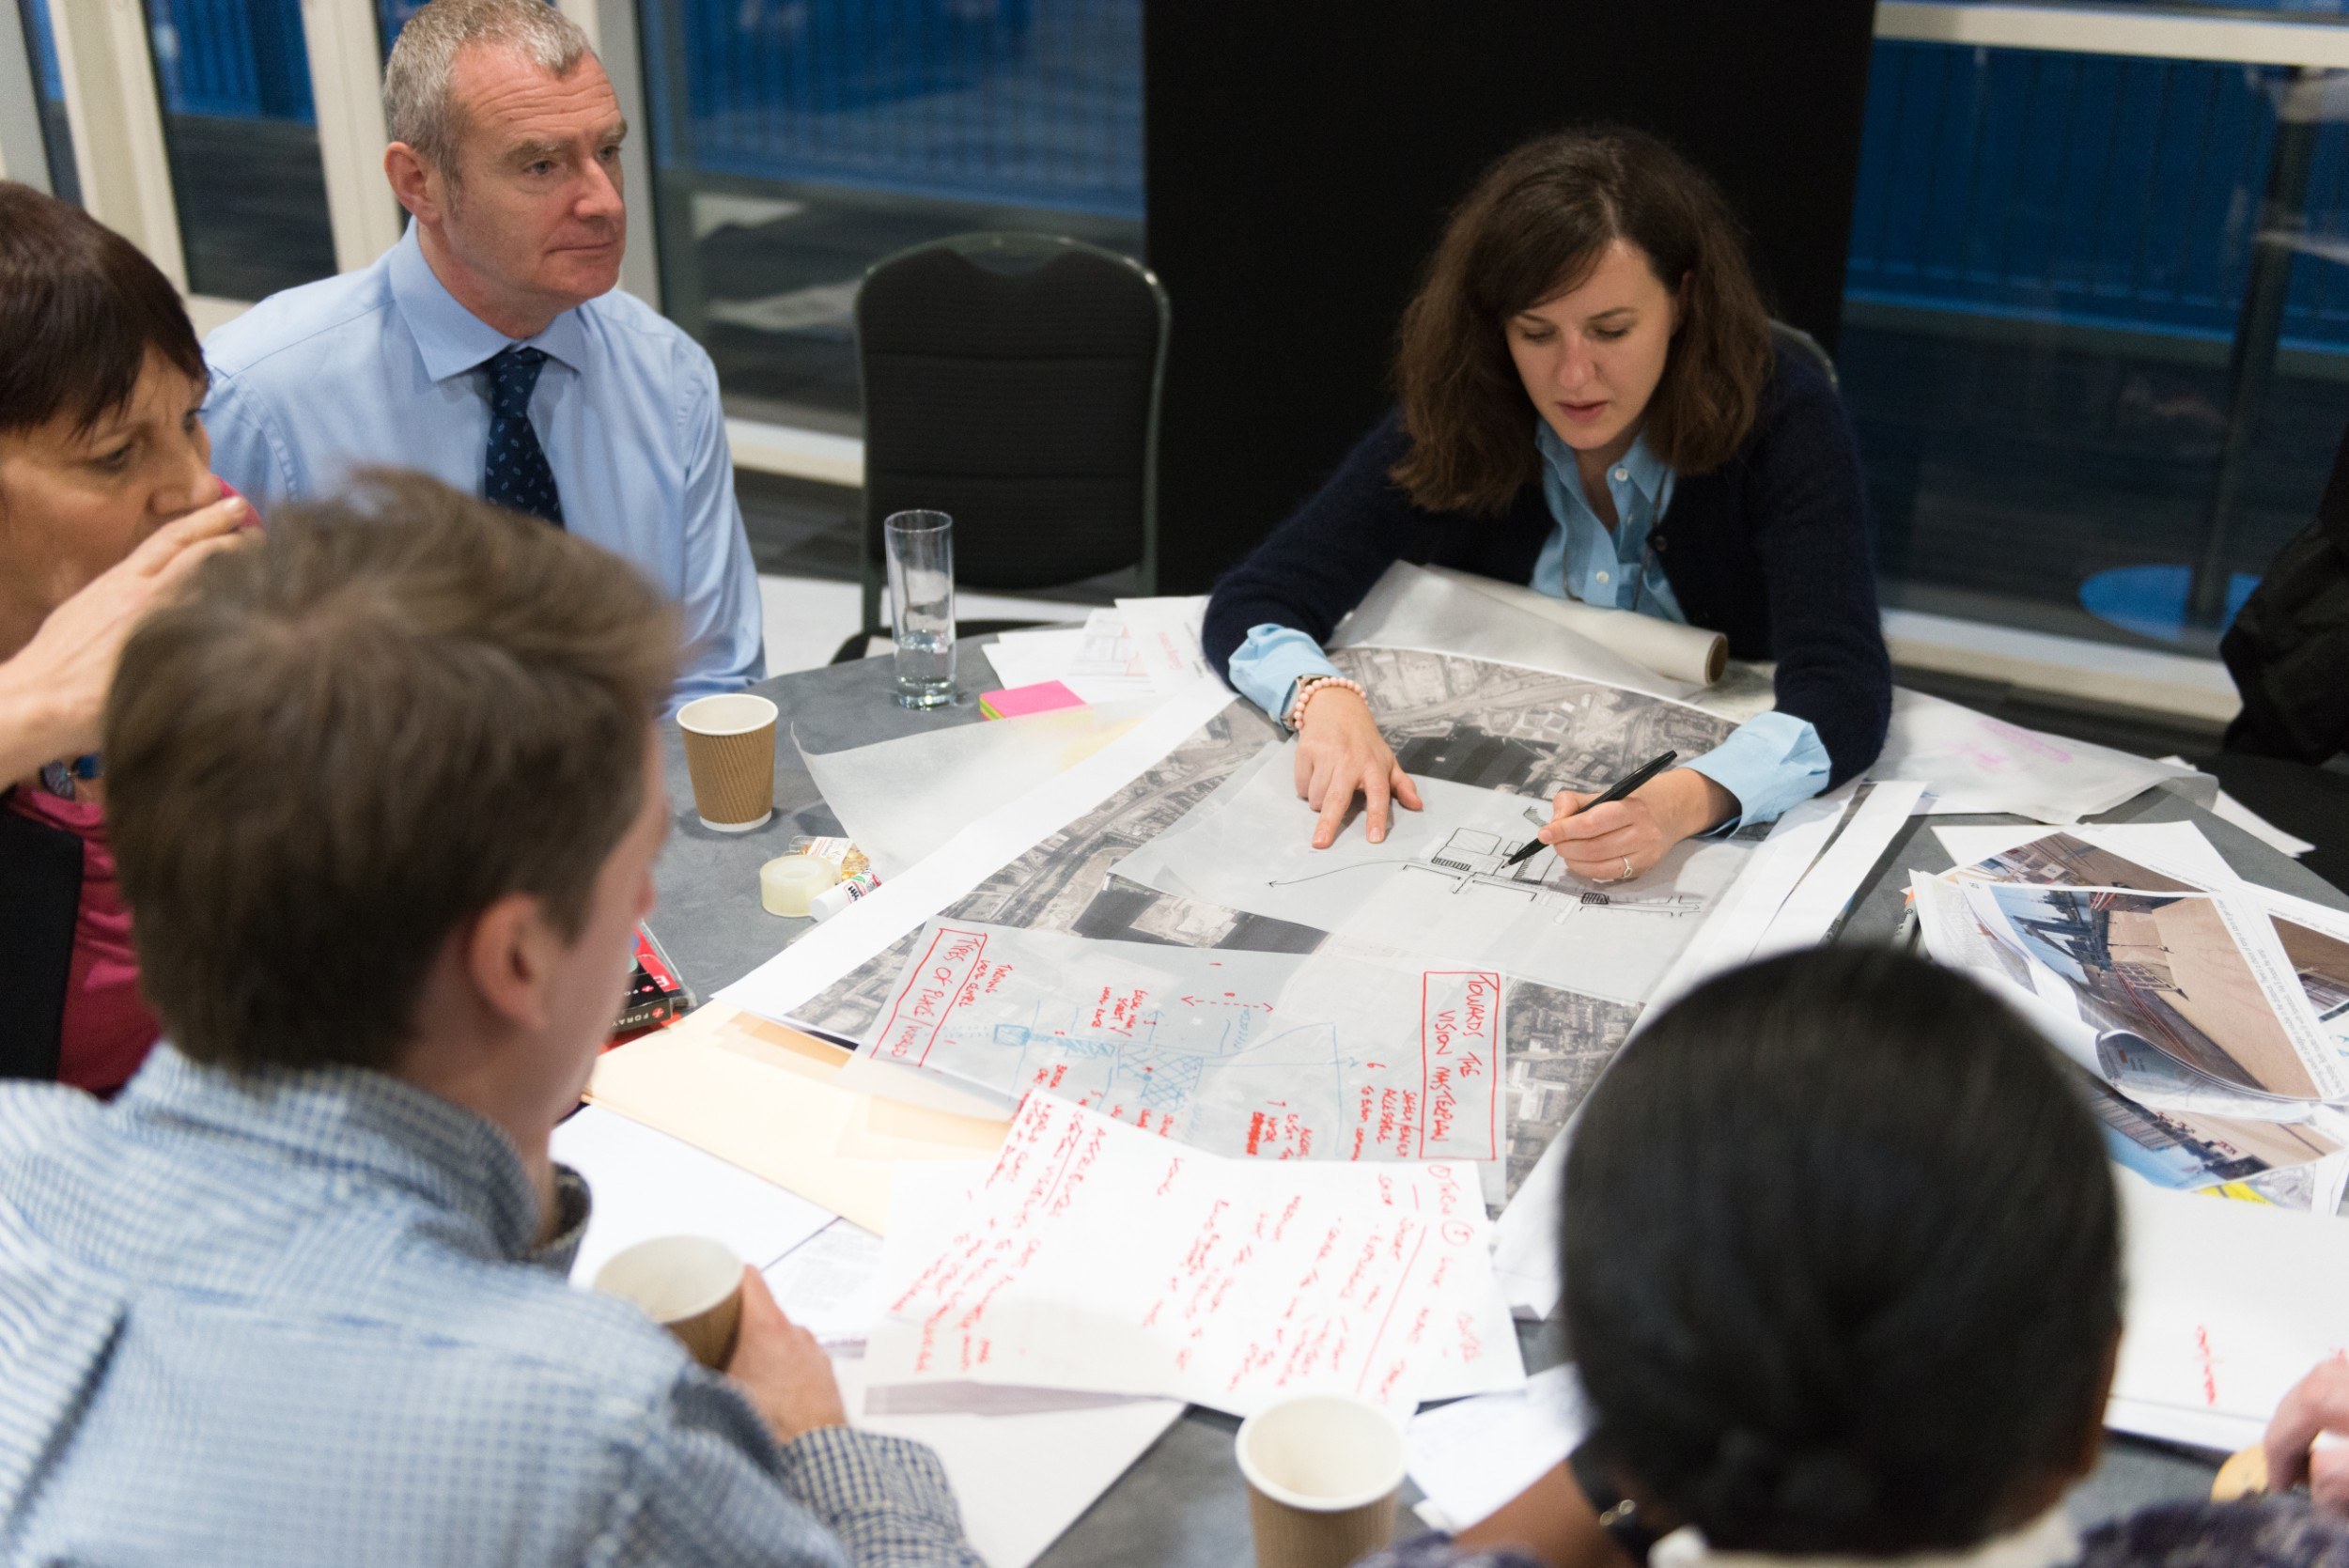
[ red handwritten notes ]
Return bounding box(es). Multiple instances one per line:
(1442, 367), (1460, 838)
(856, 921), (1507, 1167)
(1421, 970), (1501, 1160)
(870, 925), (1003, 1066)
(863, 1094), (1520, 1416)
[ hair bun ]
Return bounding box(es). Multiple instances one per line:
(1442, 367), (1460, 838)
(1700, 1430), (1877, 1536)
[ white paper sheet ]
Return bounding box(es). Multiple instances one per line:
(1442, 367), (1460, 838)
(800, 700), (1155, 881)
(552, 1105), (836, 1286)
(1932, 822), (2238, 890)
(2110, 1172), (2349, 1440)
(2156, 757), (2318, 860)
(861, 920), (1506, 1162)
(722, 686), (1235, 1024)
(1407, 1365), (1595, 1532)
(1876, 688), (2202, 823)
(1640, 788), (1856, 1019)
(832, 1351), (1182, 1568)
(1113, 741), (1750, 1008)
(1113, 595), (1221, 692)
(1487, 1125), (1568, 1322)
(863, 1094), (1517, 1416)
(1750, 781), (1928, 957)
(2102, 1394), (2266, 1455)
(764, 1219), (887, 1348)
(983, 610), (1164, 705)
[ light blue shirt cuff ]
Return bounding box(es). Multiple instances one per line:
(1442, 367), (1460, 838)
(1684, 711), (1832, 829)
(1225, 624), (1343, 722)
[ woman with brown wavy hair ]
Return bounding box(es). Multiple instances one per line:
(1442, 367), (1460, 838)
(1203, 129), (1890, 877)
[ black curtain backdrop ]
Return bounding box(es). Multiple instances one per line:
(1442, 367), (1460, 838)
(1143, 2), (1879, 593)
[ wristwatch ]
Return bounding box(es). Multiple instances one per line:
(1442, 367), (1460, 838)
(1570, 1435), (1665, 1563)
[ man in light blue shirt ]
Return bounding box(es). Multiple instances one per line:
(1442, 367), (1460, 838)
(1226, 422), (1829, 834)
(202, 0), (762, 705)
(0, 474), (977, 1566)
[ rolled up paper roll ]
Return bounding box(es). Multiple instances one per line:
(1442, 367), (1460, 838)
(760, 852), (837, 917)
(1421, 566), (1728, 687)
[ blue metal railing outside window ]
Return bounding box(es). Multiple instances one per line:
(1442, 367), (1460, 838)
(1847, 40), (2349, 354)
(146, 0), (312, 119)
(646, 0), (1141, 219)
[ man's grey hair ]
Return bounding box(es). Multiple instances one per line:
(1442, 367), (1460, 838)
(384, 0), (594, 176)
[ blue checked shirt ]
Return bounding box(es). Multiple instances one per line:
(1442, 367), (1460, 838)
(1226, 426), (1830, 828)
(0, 1047), (981, 1568)
(201, 225), (766, 709)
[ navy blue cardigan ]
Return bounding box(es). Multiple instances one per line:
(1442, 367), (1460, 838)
(1203, 343), (1892, 788)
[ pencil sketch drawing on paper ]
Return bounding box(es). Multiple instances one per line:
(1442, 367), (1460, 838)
(1112, 648), (1753, 1003)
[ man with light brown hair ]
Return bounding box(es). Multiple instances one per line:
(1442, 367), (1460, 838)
(0, 474), (981, 1567)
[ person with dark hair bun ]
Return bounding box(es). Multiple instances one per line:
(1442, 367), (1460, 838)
(0, 180), (254, 1093)
(1203, 129), (1890, 870)
(1351, 948), (2349, 1568)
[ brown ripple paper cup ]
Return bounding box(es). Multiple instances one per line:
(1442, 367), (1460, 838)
(677, 693), (777, 832)
(594, 1235), (745, 1369)
(1236, 1394), (1407, 1568)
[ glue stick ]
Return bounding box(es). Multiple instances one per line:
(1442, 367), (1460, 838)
(808, 870), (880, 922)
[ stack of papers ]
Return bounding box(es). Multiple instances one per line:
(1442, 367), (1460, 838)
(562, 1089), (1180, 1568)
(1906, 819), (2349, 1450)
(863, 1094), (1523, 1417)
(1916, 825), (2349, 1209)
(980, 597), (1219, 705)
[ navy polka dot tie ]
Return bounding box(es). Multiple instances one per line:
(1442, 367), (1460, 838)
(480, 346), (564, 527)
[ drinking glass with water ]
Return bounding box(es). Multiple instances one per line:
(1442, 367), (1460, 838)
(884, 509), (956, 709)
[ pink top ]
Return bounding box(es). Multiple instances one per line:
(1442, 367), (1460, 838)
(4, 784), (158, 1094)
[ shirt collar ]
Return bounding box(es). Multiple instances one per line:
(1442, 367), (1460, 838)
(1649, 1507), (2079, 1568)
(1535, 421), (1672, 509)
(121, 1043), (547, 1261)
(387, 222), (590, 383)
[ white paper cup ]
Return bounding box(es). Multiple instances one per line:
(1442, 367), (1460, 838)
(677, 693), (778, 832)
(1236, 1393), (1408, 1568)
(594, 1234), (744, 1368)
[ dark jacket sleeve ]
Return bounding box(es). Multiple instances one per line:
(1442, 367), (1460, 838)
(1202, 411), (1431, 681)
(1737, 358), (1892, 787)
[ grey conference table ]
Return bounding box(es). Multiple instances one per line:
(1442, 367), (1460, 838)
(645, 647), (2349, 1567)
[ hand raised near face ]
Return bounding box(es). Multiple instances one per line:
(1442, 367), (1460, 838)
(0, 493), (252, 779)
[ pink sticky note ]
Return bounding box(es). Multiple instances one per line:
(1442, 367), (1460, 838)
(979, 680), (1086, 720)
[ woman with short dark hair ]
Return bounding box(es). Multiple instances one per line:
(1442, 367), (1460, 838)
(1356, 948), (2349, 1568)
(1204, 130), (1890, 870)
(0, 180), (251, 1091)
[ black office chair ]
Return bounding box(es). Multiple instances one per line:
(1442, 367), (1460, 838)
(2198, 412), (2349, 891)
(829, 232), (1169, 664)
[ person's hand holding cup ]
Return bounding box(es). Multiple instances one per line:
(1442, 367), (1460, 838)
(595, 1236), (847, 1448)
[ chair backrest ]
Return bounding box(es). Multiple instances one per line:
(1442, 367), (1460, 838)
(1770, 318), (1838, 387)
(855, 233), (1169, 625)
